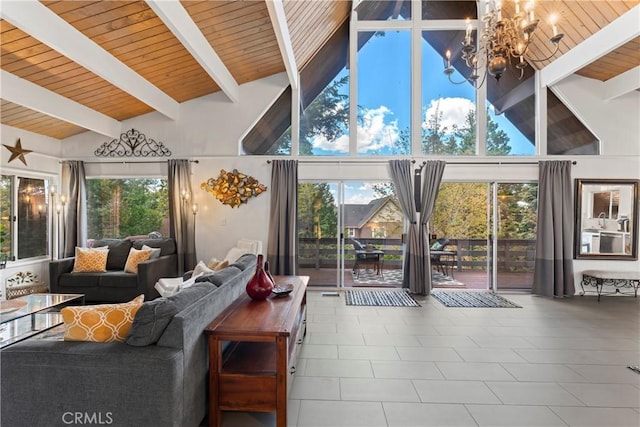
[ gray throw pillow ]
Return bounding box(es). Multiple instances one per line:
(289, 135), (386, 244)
(126, 298), (179, 346)
(93, 239), (133, 270)
(196, 266), (242, 286)
(142, 244), (162, 260)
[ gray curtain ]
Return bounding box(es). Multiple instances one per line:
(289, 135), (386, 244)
(388, 160), (420, 292)
(168, 159), (196, 274)
(267, 160), (298, 275)
(420, 160), (446, 295)
(60, 161), (87, 258)
(532, 160), (575, 297)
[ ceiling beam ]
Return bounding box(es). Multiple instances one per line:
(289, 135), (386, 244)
(146, 0), (240, 103)
(0, 0), (180, 120)
(541, 5), (640, 87)
(265, 0), (299, 90)
(603, 66), (640, 100)
(0, 71), (121, 138)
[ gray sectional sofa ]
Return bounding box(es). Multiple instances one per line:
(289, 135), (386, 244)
(49, 238), (178, 302)
(1, 254), (257, 427)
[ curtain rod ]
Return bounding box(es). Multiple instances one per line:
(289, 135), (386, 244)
(62, 160), (200, 165)
(267, 159), (577, 165)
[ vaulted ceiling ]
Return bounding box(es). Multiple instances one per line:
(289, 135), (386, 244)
(0, 1), (638, 141)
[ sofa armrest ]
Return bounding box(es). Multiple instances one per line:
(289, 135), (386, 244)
(1, 340), (184, 427)
(138, 254), (178, 300)
(49, 257), (75, 293)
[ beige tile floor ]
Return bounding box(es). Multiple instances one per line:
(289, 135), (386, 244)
(221, 290), (640, 427)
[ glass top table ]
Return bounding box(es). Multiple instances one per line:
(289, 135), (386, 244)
(0, 293), (85, 349)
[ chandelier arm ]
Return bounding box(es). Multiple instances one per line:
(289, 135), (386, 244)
(525, 42), (562, 62)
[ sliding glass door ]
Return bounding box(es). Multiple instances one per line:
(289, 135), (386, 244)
(297, 181), (405, 288)
(431, 181), (537, 291)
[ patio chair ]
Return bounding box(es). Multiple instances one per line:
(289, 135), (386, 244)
(430, 238), (451, 276)
(352, 239), (383, 278)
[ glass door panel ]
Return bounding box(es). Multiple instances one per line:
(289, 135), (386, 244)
(431, 182), (491, 290)
(297, 181), (405, 288)
(495, 183), (537, 291)
(297, 182), (340, 287)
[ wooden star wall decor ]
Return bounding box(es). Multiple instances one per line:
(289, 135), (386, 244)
(3, 138), (32, 166)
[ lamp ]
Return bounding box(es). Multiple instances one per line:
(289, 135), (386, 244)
(443, 0), (564, 87)
(60, 194), (67, 257)
(50, 185), (56, 260)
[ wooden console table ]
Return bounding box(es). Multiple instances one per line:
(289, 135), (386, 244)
(205, 275), (308, 427)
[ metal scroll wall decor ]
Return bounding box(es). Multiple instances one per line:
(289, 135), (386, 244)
(201, 169), (267, 208)
(95, 129), (171, 157)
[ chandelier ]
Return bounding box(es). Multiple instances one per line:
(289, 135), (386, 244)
(444, 0), (564, 87)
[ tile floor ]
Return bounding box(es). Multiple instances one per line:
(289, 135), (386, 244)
(221, 290), (640, 427)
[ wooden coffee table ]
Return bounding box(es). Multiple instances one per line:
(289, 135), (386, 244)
(205, 275), (308, 427)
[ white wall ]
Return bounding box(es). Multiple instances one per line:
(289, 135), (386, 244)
(0, 126), (62, 299)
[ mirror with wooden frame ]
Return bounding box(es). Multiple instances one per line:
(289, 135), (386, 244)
(574, 179), (639, 260)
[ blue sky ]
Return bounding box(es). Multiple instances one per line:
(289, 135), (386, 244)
(310, 30), (534, 156)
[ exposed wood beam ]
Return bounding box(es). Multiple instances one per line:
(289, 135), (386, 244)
(265, 0), (299, 90)
(603, 66), (640, 100)
(541, 5), (640, 87)
(0, 0), (180, 120)
(0, 70), (121, 138)
(146, 0), (240, 103)
(492, 76), (535, 115)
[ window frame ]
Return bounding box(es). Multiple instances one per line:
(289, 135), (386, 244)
(0, 170), (54, 263)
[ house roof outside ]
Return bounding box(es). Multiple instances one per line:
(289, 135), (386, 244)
(343, 196), (400, 229)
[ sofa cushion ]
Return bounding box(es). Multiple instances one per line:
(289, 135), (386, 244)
(132, 238), (176, 256)
(98, 271), (138, 288)
(61, 294), (144, 342)
(196, 266), (242, 286)
(72, 247), (109, 273)
(59, 273), (100, 288)
(124, 248), (152, 273)
(93, 239), (133, 270)
(228, 254), (256, 272)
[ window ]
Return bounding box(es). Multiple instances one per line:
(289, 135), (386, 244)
(0, 175), (50, 260)
(86, 178), (168, 239)
(358, 30), (411, 155)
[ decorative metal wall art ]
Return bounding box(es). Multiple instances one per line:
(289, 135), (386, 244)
(201, 169), (267, 208)
(3, 138), (32, 166)
(95, 129), (171, 157)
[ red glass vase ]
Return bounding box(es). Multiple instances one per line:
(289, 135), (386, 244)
(246, 254), (274, 300)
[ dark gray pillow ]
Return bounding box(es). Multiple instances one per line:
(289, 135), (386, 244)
(126, 298), (179, 346)
(132, 238), (176, 256)
(228, 254), (256, 272)
(196, 266), (242, 286)
(93, 239), (133, 270)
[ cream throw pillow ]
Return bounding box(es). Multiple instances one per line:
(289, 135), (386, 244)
(124, 248), (152, 273)
(192, 260), (215, 277)
(61, 295), (144, 342)
(73, 247), (109, 273)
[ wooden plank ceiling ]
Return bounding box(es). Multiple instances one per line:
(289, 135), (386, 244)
(0, 0), (637, 140)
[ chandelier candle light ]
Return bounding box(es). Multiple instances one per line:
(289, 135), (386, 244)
(444, 0), (564, 87)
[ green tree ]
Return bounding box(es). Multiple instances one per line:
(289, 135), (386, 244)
(86, 179), (168, 239)
(297, 183), (337, 239)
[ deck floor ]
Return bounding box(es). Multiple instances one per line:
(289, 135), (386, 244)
(298, 267), (533, 291)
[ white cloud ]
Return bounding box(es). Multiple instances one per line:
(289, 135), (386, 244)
(309, 105), (400, 154)
(357, 106), (400, 153)
(423, 97), (474, 133)
(345, 192), (374, 204)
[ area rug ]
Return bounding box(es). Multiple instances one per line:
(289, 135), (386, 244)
(345, 289), (421, 307)
(352, 269), (402, 286)
(431, 271), (465, 287)
(431, 291), (521, 308)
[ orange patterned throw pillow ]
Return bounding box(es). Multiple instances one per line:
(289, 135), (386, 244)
(61, 295), (144, 342)
(72, 247), (109, 273)
(124, 248), (152, 274)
